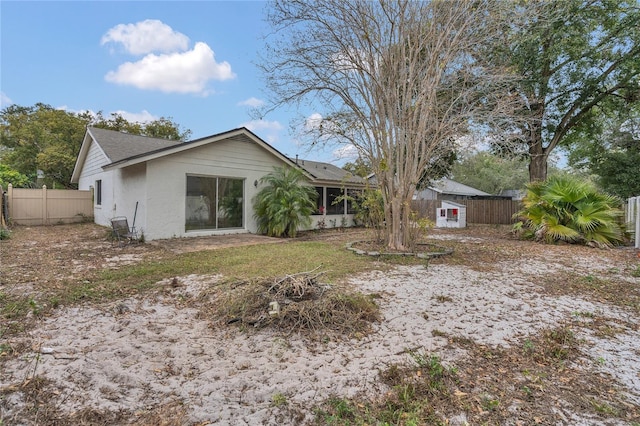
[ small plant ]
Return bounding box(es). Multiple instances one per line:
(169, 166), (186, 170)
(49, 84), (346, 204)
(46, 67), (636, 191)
(631, 265), (640, 278)
(523, 339), (535, 355)
(431, 329), (447, 337)
(434, 294), (453, 303)
(407, 350), (448, 389)
(589, 399), (618, 415)
(480, 395), (500, 411)
(29, 298), (41, 316)
(271, 392), (288, 407)
(0, 227), (10, 240)
(316, 218), (326, 230)
(340, 215), (348, 228)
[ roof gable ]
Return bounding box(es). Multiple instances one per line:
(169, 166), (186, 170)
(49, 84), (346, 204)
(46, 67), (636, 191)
(72, 126), (365, 187)
(87, 127), (183, 163)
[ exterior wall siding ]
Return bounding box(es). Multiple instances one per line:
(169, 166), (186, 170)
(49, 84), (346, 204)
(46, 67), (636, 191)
(76, 140), (114, 227)
(142, 136), (286, 240)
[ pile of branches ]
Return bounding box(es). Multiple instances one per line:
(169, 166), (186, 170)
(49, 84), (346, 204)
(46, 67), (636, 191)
(268, 267), (326, 301)
(218, 267), (379, 337)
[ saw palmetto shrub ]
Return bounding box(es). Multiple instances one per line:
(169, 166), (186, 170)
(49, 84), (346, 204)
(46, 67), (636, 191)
(513, 175), (624, 247)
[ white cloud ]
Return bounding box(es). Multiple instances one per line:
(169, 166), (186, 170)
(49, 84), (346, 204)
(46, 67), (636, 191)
(104, 42), (235, 94)
(112, 109), (158, 123)
(304, 113), (324, 131)
(237, 97), (265, 108)
(241, 119), (283, 132)
(332, 144), (359, 161)
(58, 106), (158, 124)
(241, 119), (283, 144)
(101, 19), (189, 55)
(0, 92), (13, 108)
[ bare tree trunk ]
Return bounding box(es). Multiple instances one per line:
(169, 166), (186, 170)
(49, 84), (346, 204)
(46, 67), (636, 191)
(527, 107), (548, 182)
(528, 150), (548, 182)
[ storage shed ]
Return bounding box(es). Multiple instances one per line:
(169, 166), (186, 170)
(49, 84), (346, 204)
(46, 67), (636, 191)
(436, 200), (466, 228)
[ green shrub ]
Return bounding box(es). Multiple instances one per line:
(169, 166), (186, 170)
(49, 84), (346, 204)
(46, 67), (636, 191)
(253, 166), (317, 238)
(0, 227), (10, 240)
(513, 175), (624, 247)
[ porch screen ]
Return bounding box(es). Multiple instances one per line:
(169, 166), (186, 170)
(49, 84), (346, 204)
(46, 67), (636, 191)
(185, 175), (244, 230)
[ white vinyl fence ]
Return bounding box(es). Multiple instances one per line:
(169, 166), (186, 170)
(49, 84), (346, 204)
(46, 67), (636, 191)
(627, 196), (640, 249)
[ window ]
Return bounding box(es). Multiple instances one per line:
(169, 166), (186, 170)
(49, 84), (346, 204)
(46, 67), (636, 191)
(326, 187), (344, 215)
(185, 175), (244, 231)
(312, 186), (324, 215)
(95, 180), (102, 206)
(346, 189), (360, 214)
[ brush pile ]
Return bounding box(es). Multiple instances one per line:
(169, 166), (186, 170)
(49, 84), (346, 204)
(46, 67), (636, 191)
(217, 267), (379, 337)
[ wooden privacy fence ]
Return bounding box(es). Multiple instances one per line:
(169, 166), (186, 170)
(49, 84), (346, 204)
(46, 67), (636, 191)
(412, 199), (522, 225)
(3, 184), (94, 225)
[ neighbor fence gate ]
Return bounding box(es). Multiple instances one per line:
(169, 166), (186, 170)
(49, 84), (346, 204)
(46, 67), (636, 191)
(627, 196), (640, 249)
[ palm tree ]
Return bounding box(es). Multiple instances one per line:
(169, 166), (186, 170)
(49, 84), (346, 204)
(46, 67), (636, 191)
(514, 175), (624, 247)
(253, 166), (317, 238)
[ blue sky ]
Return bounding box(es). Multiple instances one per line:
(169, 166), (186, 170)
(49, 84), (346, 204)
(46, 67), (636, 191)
(1, 1), (353, 164)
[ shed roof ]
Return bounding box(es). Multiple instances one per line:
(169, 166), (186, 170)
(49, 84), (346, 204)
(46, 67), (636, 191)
(429, 177), (490, 196)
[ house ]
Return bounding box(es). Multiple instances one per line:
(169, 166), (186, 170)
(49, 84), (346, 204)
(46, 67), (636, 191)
(413, 177), (493, 201)
(71, 127), (367, 241)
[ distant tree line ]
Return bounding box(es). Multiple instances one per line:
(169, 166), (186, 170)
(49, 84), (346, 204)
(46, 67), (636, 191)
(0, 103), (190, 189)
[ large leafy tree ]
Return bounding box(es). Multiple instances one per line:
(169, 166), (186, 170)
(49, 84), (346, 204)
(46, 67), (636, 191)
(484, 0), (640, 182)
(253, 166), (317, 238)
(0, 104), (90, 188)
(0, 104), (190, 188)
(569, 106), (640, 199)
(342, 157), (373, 179)
(0, 164), (30, 188)
(450, 151), (530, 196)
(260, 0), (517, 250)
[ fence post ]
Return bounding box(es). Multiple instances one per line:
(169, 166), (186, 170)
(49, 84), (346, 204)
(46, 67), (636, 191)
(635, 197), (640, 249)
(7, 184), (13, 222)
(42, 185), (48, 225)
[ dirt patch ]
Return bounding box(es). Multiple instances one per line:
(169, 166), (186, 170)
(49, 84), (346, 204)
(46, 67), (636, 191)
(1, 224), (639, 424)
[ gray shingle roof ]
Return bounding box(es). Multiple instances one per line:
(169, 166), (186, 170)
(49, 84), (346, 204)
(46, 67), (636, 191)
(88, 127), (183, 163)
(292, 158), (365, 185)
(430, 177), (490, 196)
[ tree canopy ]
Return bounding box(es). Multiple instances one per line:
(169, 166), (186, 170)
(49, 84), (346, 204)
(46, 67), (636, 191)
(569, 105), (640, 198)
(450, 151), (530, 196)
(0, 103), (190, 188)
(261, 0), (517, 250)
(483, 0), (640, 182)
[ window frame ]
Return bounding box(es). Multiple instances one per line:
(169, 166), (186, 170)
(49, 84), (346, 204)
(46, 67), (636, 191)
(185, 174), (245, 231)
(95, 179), (102, 206)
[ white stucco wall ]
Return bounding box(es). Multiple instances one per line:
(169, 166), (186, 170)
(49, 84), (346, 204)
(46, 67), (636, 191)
(116, 164), (147, 236)
(76, 140), (114, 227)
(140, 136), (286, 240)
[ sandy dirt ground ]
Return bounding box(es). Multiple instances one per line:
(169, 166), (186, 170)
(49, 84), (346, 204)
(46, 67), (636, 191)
(1, 224), (639, 425)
